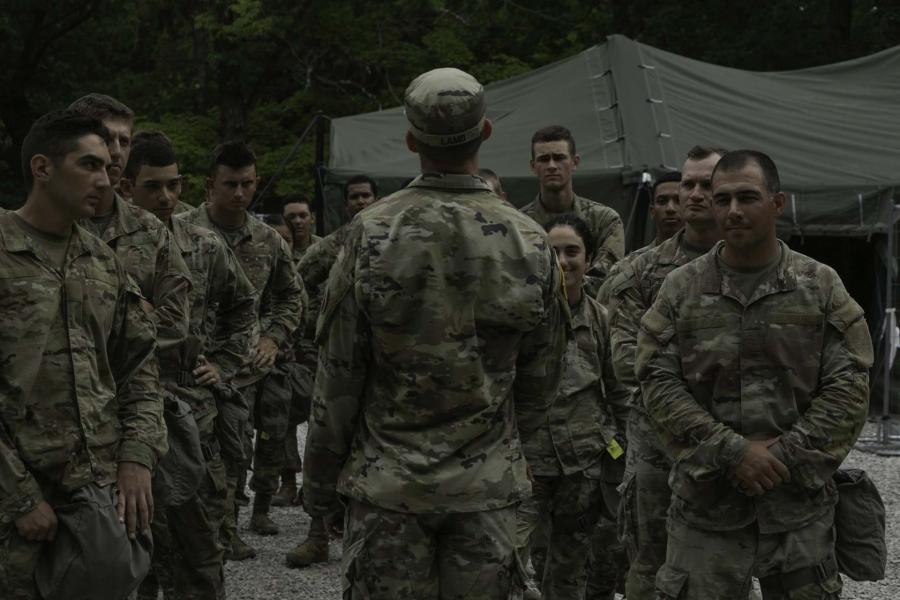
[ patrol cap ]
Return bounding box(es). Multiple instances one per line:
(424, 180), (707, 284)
(404, 68), (486, 148)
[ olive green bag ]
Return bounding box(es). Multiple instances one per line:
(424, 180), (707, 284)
(832, 468), (886, 581)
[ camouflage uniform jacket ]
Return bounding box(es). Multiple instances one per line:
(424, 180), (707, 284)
(304, 173), (568, 515)
(526, 294), (629, 477)
(520, 193), (625, 280)
(0, 214), (165, 524)
(158, 219), (256, 428)
(604, 229), (695, 409)
(178, 204), (304, 385)
(636, 241), (872, 533)
(80, 194), (191, 351)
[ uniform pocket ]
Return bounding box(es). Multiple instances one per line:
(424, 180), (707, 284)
(655, 563), (689, 599)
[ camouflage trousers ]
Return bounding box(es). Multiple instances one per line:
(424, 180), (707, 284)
(657, 507), (841, 600)
(585, 515), (628, 600)
(343, 499), (524, 599)
(622, 408), (672, 600)
(139, 454), (228, 600)
(249, 368), (293, 496)
(516, 472), (604, 600)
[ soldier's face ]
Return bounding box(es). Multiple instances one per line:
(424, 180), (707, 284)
(207, 165), (259, 215)
(101, 117), (132, 186)
(43, 134), (112, 219)
(712, 162), (784, 253)
(649, 181), (682, 240)
(345, 183), (375, 216)
(283, 201), (313, 240)
(531, 140), (579, 192)
(548, 224), (588, 298)
(128, 163), (182, 223)
(679, 155), (721, 225)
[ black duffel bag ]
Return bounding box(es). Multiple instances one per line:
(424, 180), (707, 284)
(832, 468), (886, 582)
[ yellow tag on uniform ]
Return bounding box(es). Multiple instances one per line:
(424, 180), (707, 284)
(606, 438), (624, 459)
(259, 431), (270, 441)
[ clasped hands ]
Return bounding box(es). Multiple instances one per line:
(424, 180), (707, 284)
(729, 437), (791, 497)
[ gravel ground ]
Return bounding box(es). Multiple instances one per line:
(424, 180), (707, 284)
(223, 423), (900, 600)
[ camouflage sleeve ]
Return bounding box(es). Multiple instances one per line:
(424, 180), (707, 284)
(607, 261), (642, 389)
(636, 285), (748, 476)
(259, 237), (304, 348)
(206, 243), (257, 382)
(151, 226), (192, 351)
(589, 212), (625, 280)
(297, 235), (337, 292)
(770, 278), (873, 490)
(513, 250), (568, 441)
(0, 421), (44, 524)
(598, 306), (631, 437)
(303, 227), (368, 516)
(111, 276), (167, 471)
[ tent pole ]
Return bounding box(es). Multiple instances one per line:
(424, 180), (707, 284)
(314, 112), (326, 237)
(857, 201), (900, 455)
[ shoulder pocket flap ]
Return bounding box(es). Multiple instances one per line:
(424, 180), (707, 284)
(640, 306), (675, 345)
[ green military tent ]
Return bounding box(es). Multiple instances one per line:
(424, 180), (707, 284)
(322, 34), (900, 407)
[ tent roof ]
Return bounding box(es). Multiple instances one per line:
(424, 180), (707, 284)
(328, 35), (900, 234)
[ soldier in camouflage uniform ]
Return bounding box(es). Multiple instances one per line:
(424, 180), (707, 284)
(69, 94), (192, 352)
(515, 215), (628, 600)
(520, 125), (624, 292)
(288, 177), (378, 567)
(636, 150), (872, 599)
(123, 136), (257, 598)
(180, 141), (303, 560)
(302, 68), (568, 598)
(274, 197), (321, 508)
(601, 146), (725, 600)
(0, 110), (166, 600)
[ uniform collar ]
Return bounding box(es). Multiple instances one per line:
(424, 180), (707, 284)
(169, 217), (196, 253)
(407, 172), (493, 192)
(0, 211), (103, 263)
(95, 193), (144, 242)
(699, 239), (797, 296)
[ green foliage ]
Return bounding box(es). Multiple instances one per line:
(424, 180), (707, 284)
(0, 0), (897, 209)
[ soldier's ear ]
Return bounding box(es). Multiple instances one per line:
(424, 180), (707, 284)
(405, 130), (419, 154)
(481, 119), (493, 142)
(772, 191), (786, 217)
(31, 154), (53, 184)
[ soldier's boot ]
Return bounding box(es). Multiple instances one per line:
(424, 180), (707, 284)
(271, 471), (297, 507)
(224, 506), (257, 561)
(249, 494), (280, 535)
(285, 517), (329, 568)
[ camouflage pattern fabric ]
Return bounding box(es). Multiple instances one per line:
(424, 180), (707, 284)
(637, 241), (872, 534)
(601, 229), (702, 599)
(637, 241), (872, 597)
(520, 193), (624, 283)
(0, 213), (165, 522)
(160, 218), (256, 434)
(178, 203), (304, 386)
(303, 172), (568, 517)
(657, 507), (841, 599)
(342, 499), (523, 600)
(523, 295), (628, 478)
(516, 473), (603, 600)
(143, 219), (254, 598)
(0, 214), (164, 598)
(80, 193), (192, 351)
(585, 514), (628, 600)
(173, 200), (194, 215)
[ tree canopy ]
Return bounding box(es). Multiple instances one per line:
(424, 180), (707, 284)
(1, 0), (897, 208)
